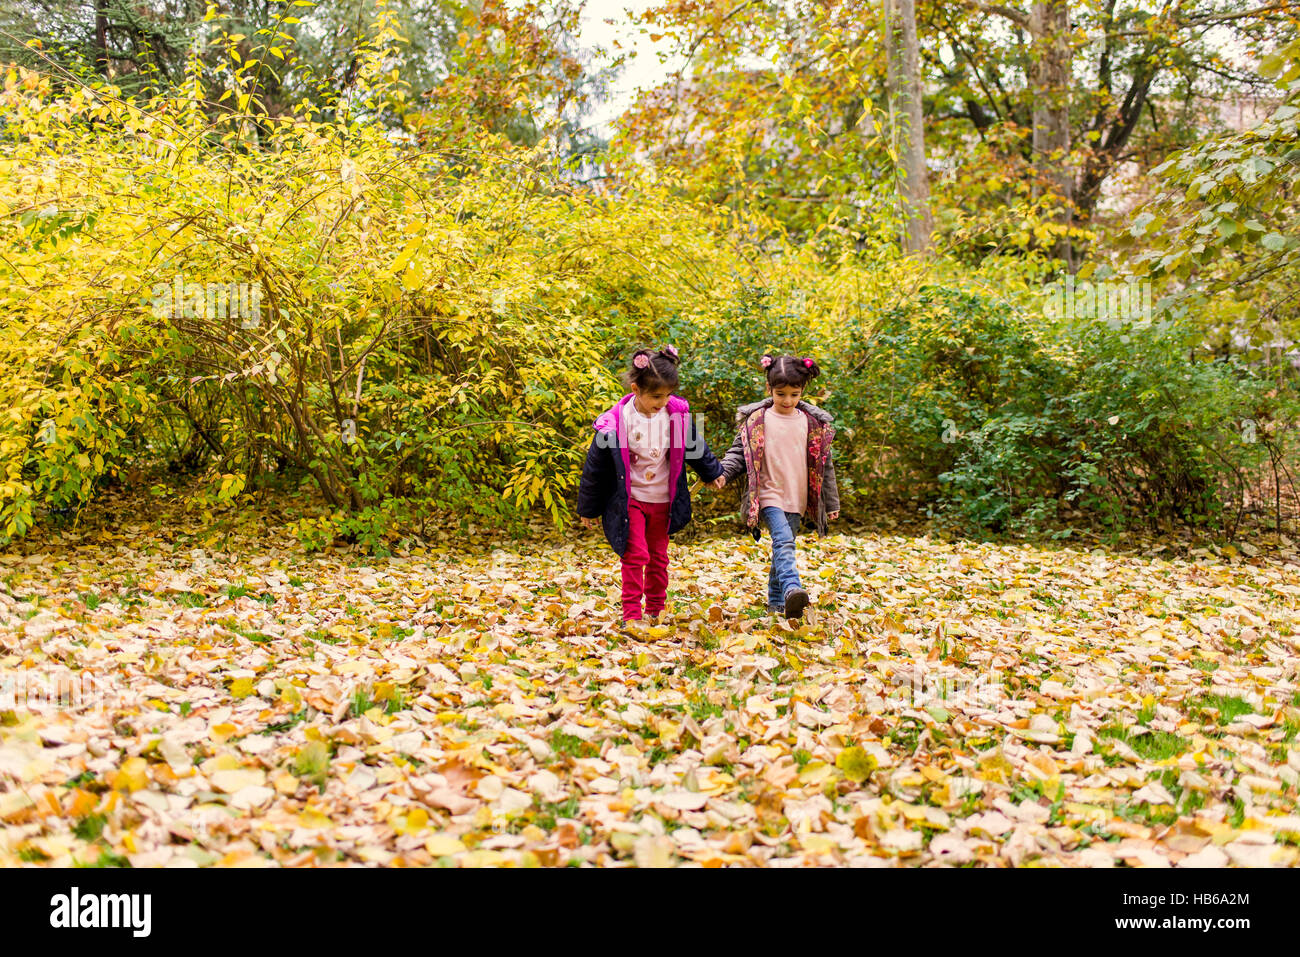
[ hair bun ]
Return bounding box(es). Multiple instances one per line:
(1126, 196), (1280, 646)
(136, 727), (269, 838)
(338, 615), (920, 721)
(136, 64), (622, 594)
(658, 345), (680, 365)
(762, 353), (821, 387)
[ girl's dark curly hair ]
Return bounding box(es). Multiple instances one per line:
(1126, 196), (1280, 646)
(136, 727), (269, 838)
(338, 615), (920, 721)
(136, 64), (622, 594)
(622, 346), (680, 391)
(763, 353), (821, 389)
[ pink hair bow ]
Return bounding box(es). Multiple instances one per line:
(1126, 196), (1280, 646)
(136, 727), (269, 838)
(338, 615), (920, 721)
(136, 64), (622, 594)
(760, 355), (773, 368)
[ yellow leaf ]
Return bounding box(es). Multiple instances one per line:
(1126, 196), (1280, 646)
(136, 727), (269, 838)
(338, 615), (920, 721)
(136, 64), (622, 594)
(298, 807), (331, 829)
(401, 262), (425, 290)
(391, 235), (422, 274)
(426, 833), (467, 856)
(292, 740), (330, 780)
(835, 746), (878, 783)
(203, 752), (242, 773)
(112, 757), (149, 792)
(656, 719), (680, 744)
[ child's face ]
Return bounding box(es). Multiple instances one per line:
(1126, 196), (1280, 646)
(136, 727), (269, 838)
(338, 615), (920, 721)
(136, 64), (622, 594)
(768, 383), (802, 414)
(633, 384), (673, 415)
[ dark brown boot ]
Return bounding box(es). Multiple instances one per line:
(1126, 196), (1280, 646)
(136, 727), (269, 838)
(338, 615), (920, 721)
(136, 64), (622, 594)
(784, 587), (809, 620)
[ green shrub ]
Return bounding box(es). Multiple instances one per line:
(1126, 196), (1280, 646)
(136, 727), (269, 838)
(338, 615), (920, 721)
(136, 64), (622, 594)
(835, 285), (1279, 536)
(834, 286), (1063, 522)
(666, 278), (808, 445)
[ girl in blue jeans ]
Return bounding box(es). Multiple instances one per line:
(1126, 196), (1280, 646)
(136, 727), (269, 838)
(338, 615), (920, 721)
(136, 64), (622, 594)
(716, 354), (840, 618)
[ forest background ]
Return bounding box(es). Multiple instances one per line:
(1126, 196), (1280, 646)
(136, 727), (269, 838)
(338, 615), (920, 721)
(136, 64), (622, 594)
(2, 0), (1299, 552)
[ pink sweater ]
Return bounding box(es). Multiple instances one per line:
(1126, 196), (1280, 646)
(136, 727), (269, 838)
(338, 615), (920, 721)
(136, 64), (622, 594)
(757, 408), (808, 513)
(623, 400), (672, 503)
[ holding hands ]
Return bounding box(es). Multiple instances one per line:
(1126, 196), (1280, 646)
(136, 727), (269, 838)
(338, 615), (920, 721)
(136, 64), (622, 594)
(708, 475), (727, 490)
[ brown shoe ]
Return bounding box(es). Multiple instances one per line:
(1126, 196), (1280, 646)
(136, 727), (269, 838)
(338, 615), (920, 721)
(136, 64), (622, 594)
(783, 588), (809, 620)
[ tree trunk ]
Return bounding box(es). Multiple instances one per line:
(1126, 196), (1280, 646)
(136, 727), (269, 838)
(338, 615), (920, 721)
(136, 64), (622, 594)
(883, 0), (933, 255)
(1030, 0), (1074, 270)
(94, 0), (110, 77)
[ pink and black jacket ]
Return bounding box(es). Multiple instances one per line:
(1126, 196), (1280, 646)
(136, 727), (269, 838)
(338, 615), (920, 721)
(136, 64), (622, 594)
(576, 394), (724, 556)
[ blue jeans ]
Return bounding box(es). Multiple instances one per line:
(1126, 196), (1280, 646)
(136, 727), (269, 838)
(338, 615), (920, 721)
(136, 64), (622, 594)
(761, 506), (802, 606)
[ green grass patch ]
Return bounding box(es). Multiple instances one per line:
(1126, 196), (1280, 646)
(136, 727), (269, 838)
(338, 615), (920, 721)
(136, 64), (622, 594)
(1187, 693), (1255, 725)
(73, 849), (131, 868)
(681, 664), (709, 686)
(64, 770), (96, 789)
(264, 710), (309, 733)
(533, 795), (581, 830)
(350, 688), (374, 717)
(72, 813), (107, 842)
(225, 620), (274, 644)
(688, 696), (724, 723)
(1282, 718), (1300, 742)
(549, 729), (599, 759)
(1097, 724), (1189, 761)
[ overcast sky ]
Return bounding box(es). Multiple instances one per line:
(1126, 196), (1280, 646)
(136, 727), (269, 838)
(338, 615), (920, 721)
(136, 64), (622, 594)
(575, 0), (682, 136)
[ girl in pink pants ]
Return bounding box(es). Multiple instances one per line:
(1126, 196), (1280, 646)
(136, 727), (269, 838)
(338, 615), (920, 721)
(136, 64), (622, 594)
(576, 346), (725, 625)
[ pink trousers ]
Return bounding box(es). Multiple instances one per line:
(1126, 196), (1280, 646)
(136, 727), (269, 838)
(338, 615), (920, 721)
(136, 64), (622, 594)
(622, 498), (670, 621)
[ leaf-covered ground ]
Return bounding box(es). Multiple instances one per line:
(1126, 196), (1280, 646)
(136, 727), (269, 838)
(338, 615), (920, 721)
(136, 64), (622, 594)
(2, 496), (1299, 867)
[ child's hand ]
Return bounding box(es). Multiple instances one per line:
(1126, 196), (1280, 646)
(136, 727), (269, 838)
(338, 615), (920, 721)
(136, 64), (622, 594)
(828, 510), (839, 521)
(709, 475), (726, 490)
